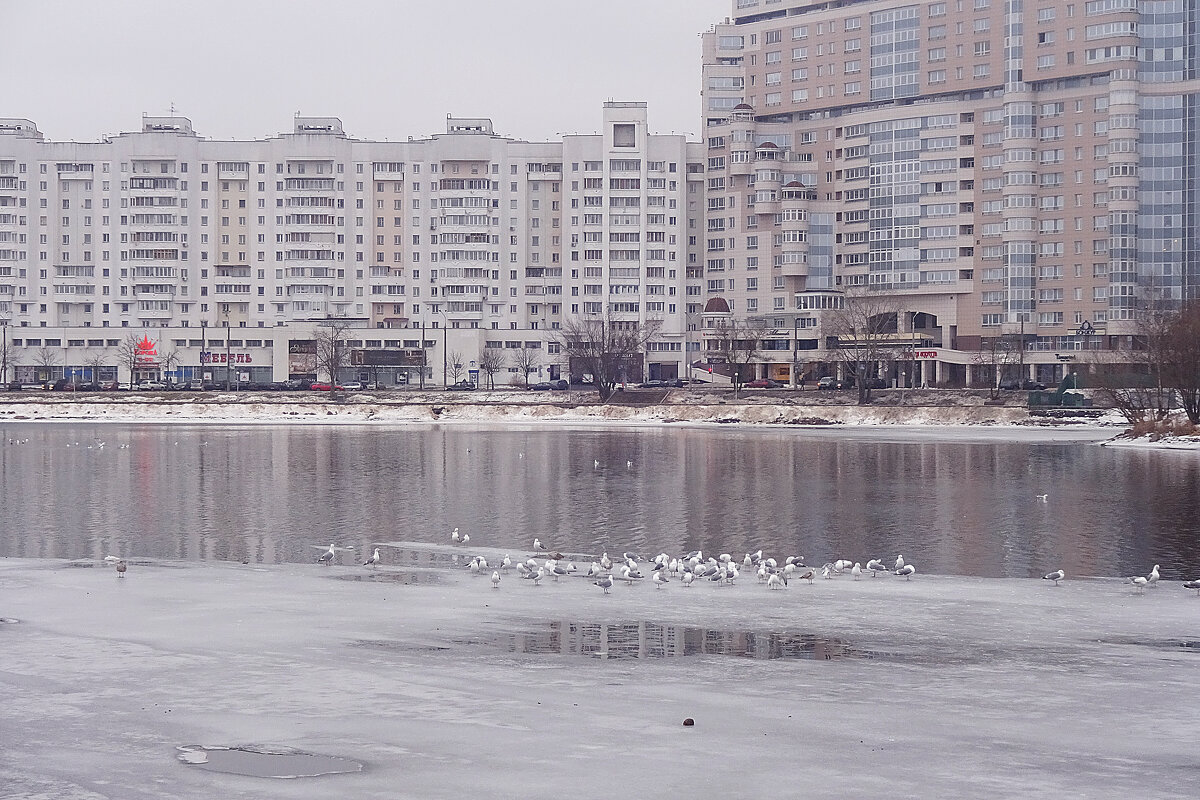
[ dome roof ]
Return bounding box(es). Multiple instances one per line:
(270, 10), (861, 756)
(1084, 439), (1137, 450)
(703, 297), (731, 313)
(784, 180), (804, 187)
(733, 103), (754, 111)
(756, 141), (778, 149)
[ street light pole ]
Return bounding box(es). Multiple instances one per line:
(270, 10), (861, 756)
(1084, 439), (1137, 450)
(200, 319), (207, 389)
(792, 317), (799, 389)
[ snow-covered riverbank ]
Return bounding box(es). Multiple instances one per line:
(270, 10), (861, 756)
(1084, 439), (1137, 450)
(2, 554), (1197, 799)
(0, 390), (1127, 432)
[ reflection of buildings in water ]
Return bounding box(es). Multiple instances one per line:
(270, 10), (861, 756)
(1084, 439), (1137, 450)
(504, 621), (856, 661)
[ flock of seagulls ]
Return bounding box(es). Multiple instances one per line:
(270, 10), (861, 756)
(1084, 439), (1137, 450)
(476, 544), (925, 594)
(98, 528), (1199, 600)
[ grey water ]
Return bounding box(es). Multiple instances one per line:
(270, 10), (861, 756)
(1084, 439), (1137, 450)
(1, 423), (1197, 580)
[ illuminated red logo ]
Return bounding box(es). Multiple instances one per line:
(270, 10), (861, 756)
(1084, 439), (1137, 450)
(136, 335), (158, 365)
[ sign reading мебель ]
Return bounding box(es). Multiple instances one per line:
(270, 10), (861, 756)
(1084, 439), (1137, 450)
(200, 352), (255, 365)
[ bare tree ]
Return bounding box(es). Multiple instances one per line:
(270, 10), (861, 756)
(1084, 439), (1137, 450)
(1091, 307), (1176, 424)
(448, 350), (466, 385)
(823, 290), (903, 404)
(314, 321), (352, 384)
(33, 345), (61, 386)
(554, 314), (662, 400)
(704, 317), (769, 398)
(84, 352), (108, 385)
(477, 346), (505, 390)
(115, 333), (142, 389)
(511, 345), (541, 388)
(1162, 302), (1200, 425)
(159, 348), (180, 387)
(971, 335), (1021, 399)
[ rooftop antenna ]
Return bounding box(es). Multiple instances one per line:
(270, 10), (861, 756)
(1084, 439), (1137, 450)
(169, 101), (176, 116)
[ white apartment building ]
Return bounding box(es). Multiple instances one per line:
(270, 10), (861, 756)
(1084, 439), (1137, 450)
(0, 103), (707, 386)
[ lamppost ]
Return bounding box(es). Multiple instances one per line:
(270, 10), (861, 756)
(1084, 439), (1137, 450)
(792, 317), (799, 389)
(0, 317), (9, 387)
(198, 319), (208, 389)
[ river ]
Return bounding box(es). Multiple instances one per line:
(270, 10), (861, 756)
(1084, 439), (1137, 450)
(1, 422), (1196, 579)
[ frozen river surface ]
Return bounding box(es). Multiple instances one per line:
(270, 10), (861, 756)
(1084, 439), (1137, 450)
(1, 552), (1198, 799)
(0, 423), (1198, 579)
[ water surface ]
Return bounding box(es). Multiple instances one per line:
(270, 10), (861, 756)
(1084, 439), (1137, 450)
(1, 423), (1196, 579)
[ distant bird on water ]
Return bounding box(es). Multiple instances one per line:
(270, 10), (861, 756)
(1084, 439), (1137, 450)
(1043, 569), (1065, 586)
(1036, 493), (1049, 502)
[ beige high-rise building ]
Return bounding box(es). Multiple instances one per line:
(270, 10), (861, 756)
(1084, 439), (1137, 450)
(700, 0), (1195, 387)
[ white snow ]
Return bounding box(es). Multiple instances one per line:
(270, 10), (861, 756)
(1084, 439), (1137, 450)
(1, 555), (1197, 798)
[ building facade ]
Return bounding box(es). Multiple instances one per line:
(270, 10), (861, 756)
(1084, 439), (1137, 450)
(701, 0), (1200, 386)
(5, 1), (1200, 390)
(0, 103), (706, 387)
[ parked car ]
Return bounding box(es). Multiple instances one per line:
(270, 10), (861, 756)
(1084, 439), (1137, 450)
(551, 379), (569, 390)
(137, 380), (168, 391)
(817, 376), (854, 390)
(638, 379), (664, 388)
(310, 382), (342, 391)
(745, 378), (784, 389)
(283, 379), (313, 391)
(446, 380), (477, 391)
(341, 381), (364, 391)
(528, 381), (554, 391)
(999, 379), (1046, 391)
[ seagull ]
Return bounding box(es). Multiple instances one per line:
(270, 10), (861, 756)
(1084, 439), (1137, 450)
(461, 533), (470, 546)
(895, 564), (916, 580)
(595, 575), (614, 594)
(363, 548), (381, 568)
(311, 543), (353, 565)
(851, 562), (863, 580)
(1183, 580), (1200, 595)
(767, 573), (785, 590)
(492, 570), (501, 589)
(1043, 569), (1065, 586)
(1129, 575), (1148, 592)
(652, 571), (669, 589)
(115, 560), (127, 578)
(866, 558), (887, 577)
(450, 527), (460, 543)
(620, 565), (643, 584)
(533, 538), (546, 552)
(821, 564), (833, 580)
(600, 552), (613, 571)
(1147, 564), (1160, 588)
(594, 459), (600, 469)
(798, 568), (815, 584)
(894, 554), (905, 571)
(501, 555), (512, 571)
(626, 460), (632, 469)
(527, 567), (544, 586)
(1036, 493), (1048, 502)
(681, 571), (694, 588)
(834, 559), (852, 573)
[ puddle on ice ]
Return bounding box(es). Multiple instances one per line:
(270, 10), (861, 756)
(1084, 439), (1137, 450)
(463, 620), (895, 662)
(176, 745), (363, 778)
(332, 571), (441, 585)
(0, 617), (19, 624)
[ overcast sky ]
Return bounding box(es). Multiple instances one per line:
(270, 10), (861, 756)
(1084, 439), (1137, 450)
(4, 0), (732, 143)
